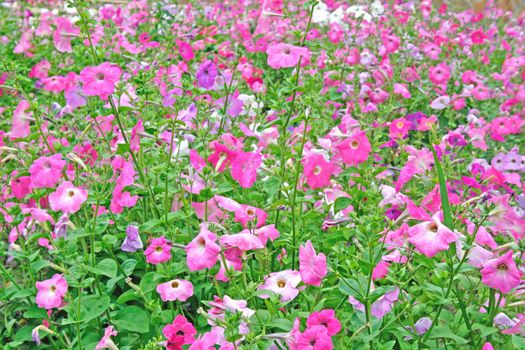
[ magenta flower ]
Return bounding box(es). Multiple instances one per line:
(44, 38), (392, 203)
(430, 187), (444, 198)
(95, 326), (118, 350)
(299, 240), (327, 287)
(79, 62), (122, 100)
(428, 62), (451, 85)
(35, 274), (68, 309)
(266, 43), (310, 69)
(258, 270), (302, 302)
(480, 251), (523, 294)
(196, 60), (217, 89)
(163, 315), (196, 347)
(185, 224), (221, 271)
(156, 279), (193, 302)
(29, 154), (66, 189)
(306, 309), (341, 336)
(10, 175), (31, 199)
(49, 181), (88, 214)
(144, 236), (172, 265)
(407, 217), (457, 258)
(335, 131), (371, 166)
(296, 325), (333, 350)
(302, 153), (335, 189)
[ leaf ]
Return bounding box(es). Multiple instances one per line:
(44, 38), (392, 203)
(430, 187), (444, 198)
(95, 259), (118, 279)
(270, 318), (293, 331)
(116, 143), (130, 155)
(427, 326), (468, 345)
(11, 288), (34, 299)
(23, 307), (48, 319)
(338, 277), (364, 298)
(334, 197), (352, 214)
(431, 147), (453, 229)
(79, 295), (110, 323)
(121, 259), (138, 276)
(113, 306), (150, 333)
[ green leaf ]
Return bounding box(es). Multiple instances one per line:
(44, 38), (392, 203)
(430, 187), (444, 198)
(427, 326), (468, 345)
(334, 197), (352, 214)
(79, 295), (110, 323)
(270, 318), (293, 331)
(121, 259), (138, 276)
(23, 306), (48, 319)
(11, 288), (34, 299)
(96, 259), (118, 279)
(368, 285), (397, 304)
(116, 143), (130, 155)
(431, 147), (453, 229)
(113, 306), (150, 333)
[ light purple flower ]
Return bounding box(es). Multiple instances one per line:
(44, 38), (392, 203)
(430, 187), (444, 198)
(121, 225), (143, 252)
(196, 60), (217, 89)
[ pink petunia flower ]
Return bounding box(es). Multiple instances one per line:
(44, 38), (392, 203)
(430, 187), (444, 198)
(48, 181), (88, 214)
(156, 279), (193, 302)
(407, 216), (457, 258)
(10, 100), (31, 140)
(230, 151), (262, 188)
(306, 309), (341, 336)
(95, 326), (118, 350)
(302, 153), (335, 189)
(35, 274), (68, 309)
(79, 62), (122, 100)
(29, 154), (66, 189)
(266, 43), (310, 69)
(163, 315), (197, 348)
(335, 131), (371, 166)
(480, 251), (523, 294)
(186, 224), (221, 271)
(296, 325), (333, 350)
(144, 236), (172, 265)
(258, 270), (302, 302)
(299, 240), (327, 287)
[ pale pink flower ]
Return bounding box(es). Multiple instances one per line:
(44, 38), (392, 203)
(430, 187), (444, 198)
(186, 224), (221, 271)
(156, 279), (193, 302)
(266, 43), (310, 69)
(95, 326), (118, 350)
(29, 154), (66, 189)
(220, 232), (264, 251)
(299, 240), (327, 287)
(144, 236), (172, 264)
(258, 270), (302, 302)
(10, 100), (31, 140)
(35, 274), (68, 309)
(480, 251), (523, 294)
(408, 216), (457, 258)
(49, 181), (88, 214)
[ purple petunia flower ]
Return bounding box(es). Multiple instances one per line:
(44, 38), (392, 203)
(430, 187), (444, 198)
(121, 225), (143, 252)
(196, 60), (217, 89)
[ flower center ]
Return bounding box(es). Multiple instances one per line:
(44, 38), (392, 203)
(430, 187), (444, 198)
(497, 263), (508, 271)
(284, 48), (291, 55)
(197, 237), (206, 246)
(313, 165), (322, 175)
(350, 140), (359, 149)
(171, 281), (179, 288)
(246, 208), (255, 216)
(95, 72), (105, 80)
(429, 222), (438, 233)
(396, 121), (405, 129)
(67, 190), (75, 197)
(277, 279), (286, 288)
(155, 246), (163, 253)
(50, 285), (56, 292)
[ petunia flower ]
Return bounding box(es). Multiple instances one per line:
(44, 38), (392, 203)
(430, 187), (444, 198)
(48, 181), (88, 214)
(144, 236), (172, 265)
(156, 279), (193, 302)
(480, 251), (523, 294)
(407, 216), (457, 258)
(35, 274), (68, 309)
(258, 270), (302, 302)
(299, 240), (327, 287)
